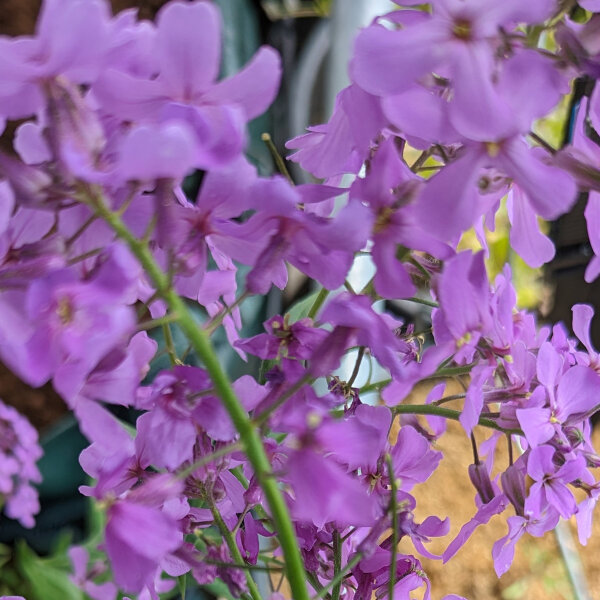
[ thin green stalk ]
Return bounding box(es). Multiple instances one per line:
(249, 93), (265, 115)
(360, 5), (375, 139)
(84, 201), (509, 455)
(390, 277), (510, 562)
(306, 572), (327, 599)
(308, 287), (330, 320)
(253, 374), (313, 427)
(177, 574), (186, 600)
(347, 347), (365, 388)
(432, 393), (466, 406)
(88, 188), (310, 600)
(205, 291), (250, 335)
(331, 531), (342, 600)
(162, 323), (181, 366)
(136, 313), (179, 332)
(404, 296), (438, 308)
(65, 213), (97, 246)
(178, 441), (242, 479)
(359, 364), (473, 394)
(66, 247), (104, 265)
(262, 132), (294, 184)
(204, 560), (284, 573)
(386, 455), (398, 600)
(208, 498), (262, 600)
(311, 553), (363, 600)
(392, 404), (522, 435)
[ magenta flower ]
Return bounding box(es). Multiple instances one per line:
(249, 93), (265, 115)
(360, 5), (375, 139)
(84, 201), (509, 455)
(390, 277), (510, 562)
(313, 293), (411, 379)
(93, 1), (281, 169)
(104, 475), (183, 594)
(284, 447), (380, 530)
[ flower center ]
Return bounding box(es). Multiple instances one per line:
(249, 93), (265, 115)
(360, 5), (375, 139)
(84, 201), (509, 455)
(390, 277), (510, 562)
(452, 18), (472, 41)
(56, 296), (74, 324)
(374, 206), (395, 234)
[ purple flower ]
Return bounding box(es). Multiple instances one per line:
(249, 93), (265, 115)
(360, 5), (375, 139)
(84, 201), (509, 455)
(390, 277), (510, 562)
(313, 293), (411, 379)
(443, 479), (508, 563)
(349, 138), (453, 299)
(525, 445), (585, 519)
(104, 475), (183, 594)
(234, 178), (369, 294)
(285, 84), (386, 179)
(352, 2), (557, 141)
(93, 1), (281, 169)
(493, 510), (559, 577)
(0, 399), (42, 528)
(0, 0), (111, 119)
(235, 315), (328, 361)
(284, 447), (380, 529)
(69, 546), (117, 600)
(390, 426), (442, 492)
(433, 251), (492, 364)
(23, 267), (135, 398)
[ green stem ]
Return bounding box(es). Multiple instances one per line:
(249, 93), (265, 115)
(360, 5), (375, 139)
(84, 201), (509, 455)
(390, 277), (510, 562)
(359, 364), (473, 394)
(307, 287), (330, 320)
(205, 291), (250, 335)
(253, 374), (313, 427)
(347, 347), (365, 388)
(88, 189), (310, 600)
(262, 132), (294, 184)
(392, 404), (522, 435)
(136, 313), (179, 332)
(404, 296), (438, 308)
(306, 572), (328, 599)
(386, 455), (398, 600)
(432, 392), (466, 406)
(208, 498), (262, 600)
(178, 441), (242, 479)
(311, 553), (363, 600)
(66, 247), (104, 265)
(204, 560), (283, 573)
(331, 531), (342, 600)
(65, 213), (97, 246)
(162, 323), (181, 366)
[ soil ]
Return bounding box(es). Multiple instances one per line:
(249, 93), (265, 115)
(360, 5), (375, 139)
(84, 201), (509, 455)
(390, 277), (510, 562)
(405, 381), (600, 600)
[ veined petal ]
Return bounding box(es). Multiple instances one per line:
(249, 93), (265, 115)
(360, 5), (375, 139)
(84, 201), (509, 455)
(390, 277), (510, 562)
(449, 42), (515, 142)
(498, 138), (577, 220)
(413, 148), (486, 241)
(572, 304), (596, 356)
(351, 22), (446, 96)
(202, 47), (281, 120)
(507, 186), (555, 268)
(155, 1), (221, 99)
(372, 236), (416, 299)
(556, 365), (600, 422)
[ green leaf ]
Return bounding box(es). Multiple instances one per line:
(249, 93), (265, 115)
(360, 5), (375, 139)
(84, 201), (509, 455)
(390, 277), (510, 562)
(177, 573), (187, 599)
(202, 578), (236, 600)
(286, 290), (320, 323)
(16, 541), (84, 600)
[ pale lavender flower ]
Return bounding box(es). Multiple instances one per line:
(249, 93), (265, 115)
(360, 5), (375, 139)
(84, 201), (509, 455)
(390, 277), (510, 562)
(0, 400), (42, 528)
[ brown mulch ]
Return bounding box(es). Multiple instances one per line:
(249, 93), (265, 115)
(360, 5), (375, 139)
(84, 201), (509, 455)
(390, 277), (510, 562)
(406, 381), (600, 600)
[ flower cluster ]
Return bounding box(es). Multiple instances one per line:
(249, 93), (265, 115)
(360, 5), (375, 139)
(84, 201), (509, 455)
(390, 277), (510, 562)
(0, 399), (42, 528)
(0, 0), (600, 599)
